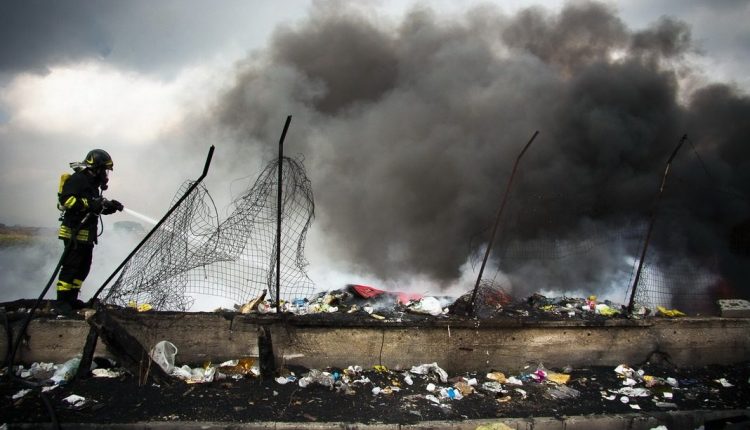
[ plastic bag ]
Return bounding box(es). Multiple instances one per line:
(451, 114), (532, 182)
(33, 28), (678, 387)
(50, 356), (81, 384)
(151, 341), (177, 373)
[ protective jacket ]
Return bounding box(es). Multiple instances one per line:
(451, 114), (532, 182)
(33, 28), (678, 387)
(58, 170), (104, 243)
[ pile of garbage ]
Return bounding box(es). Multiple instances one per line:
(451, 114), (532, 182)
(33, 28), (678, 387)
(227, 285), (685, 321)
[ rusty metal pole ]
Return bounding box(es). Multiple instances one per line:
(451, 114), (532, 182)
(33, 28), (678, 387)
(469, 131), (539, 317)
(627, 134), (687, 314)
(276, 116), (292, 311)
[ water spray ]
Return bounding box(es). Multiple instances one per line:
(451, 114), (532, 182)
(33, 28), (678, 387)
(123, 207), (158, 226)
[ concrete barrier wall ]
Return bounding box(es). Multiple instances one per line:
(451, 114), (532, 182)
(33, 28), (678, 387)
(269, 318), (750, 372)
(3, 314), (749, 373)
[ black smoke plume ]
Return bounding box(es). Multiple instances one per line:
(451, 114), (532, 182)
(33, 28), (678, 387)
(208, 1), (749, 302)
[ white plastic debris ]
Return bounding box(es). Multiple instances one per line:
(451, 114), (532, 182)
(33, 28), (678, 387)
(63, 394), (87, 407)
(623, 377), (637, 386)
(275, 376), (290, 385)
(514, 388), (527, 399)
(12, 389), (31, 400)
(481, 381), (505, 393)
(614, 364), (634, 378)
(172, 365), (192, 379)
(716, 378), (734, 387)
(620, 396), (630, 404)
(410, 362), (448, 383)
(50, 356), (81, 384)
(150, 341), (178, 373)
(408, 297), (443, 316)
(629, 404), (641, 410)
(506, 376), (524, 386)
(403, 374), (414, 385)
(425, 394), (441, 404)
(426, 383), (436, 392)
(666, 377), (679, 387)
(613, 387), (651, 397)
(91, 368), (122, 378)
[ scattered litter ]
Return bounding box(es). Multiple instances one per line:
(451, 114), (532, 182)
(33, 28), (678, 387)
(63, 394), (89, 408)
(218, 357), (258, 377)
(403, 374), (414, 385)
(514, 388), (527, 399)
(657, 306), (686, 317)
(92, 368), (122, 378)
(410, 362), (448, 383)
(425, 394), (441, 404)
(12, 389), (31, 400)
(50, 356), (81, 385)
(629, 403), (641, 410)
(481, 381), (505, 393)
(453, 381), (474, 396)
(171, 364), (216, 384)
(715, 378), (734, 387)
(128, 301), (153, 312)
(545, 384), (580, 400)
(238, 290), (266, 313)
(506, 376), (523, 386)
(612, 387), (651, 397)
(151, 341), (177, 373)
(486, 371), (506, 383)
(407, 297), (444, 316)
(298, 369), (335, 389)
(546, 372), (571, 385)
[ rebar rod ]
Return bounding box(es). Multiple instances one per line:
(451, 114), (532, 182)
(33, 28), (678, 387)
(276, 116), (292, 310)
(469, 131), (539, 317)
(627, 134), (687, 313)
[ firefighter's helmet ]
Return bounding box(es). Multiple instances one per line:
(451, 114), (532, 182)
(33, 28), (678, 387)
(84, 149), (114, 171)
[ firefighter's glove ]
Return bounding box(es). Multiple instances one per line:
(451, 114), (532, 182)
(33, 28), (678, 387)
(102, 199), (124, 215)
(88, 197), (104, 214)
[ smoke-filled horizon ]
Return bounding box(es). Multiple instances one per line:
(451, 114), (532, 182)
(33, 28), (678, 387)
(193, 1), (749, 300)
(1, 1), (748, 307)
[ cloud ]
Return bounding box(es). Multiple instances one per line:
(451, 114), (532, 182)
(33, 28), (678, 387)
(2, 63), (182, 142)
(0, 0), (309, 77)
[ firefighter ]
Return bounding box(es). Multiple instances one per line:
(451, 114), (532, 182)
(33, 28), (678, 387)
(56, 149), (124, 314)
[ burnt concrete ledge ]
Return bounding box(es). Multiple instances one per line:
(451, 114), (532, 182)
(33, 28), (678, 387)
(3, 311), (749, 373)
(5, 409), (750, 429)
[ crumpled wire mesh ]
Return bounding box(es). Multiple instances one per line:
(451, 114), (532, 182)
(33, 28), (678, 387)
(103, 156), (315, 311)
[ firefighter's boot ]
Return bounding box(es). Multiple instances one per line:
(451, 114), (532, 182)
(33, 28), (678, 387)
(55, 290), (74, 316)
(70, 289), (86, 310)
